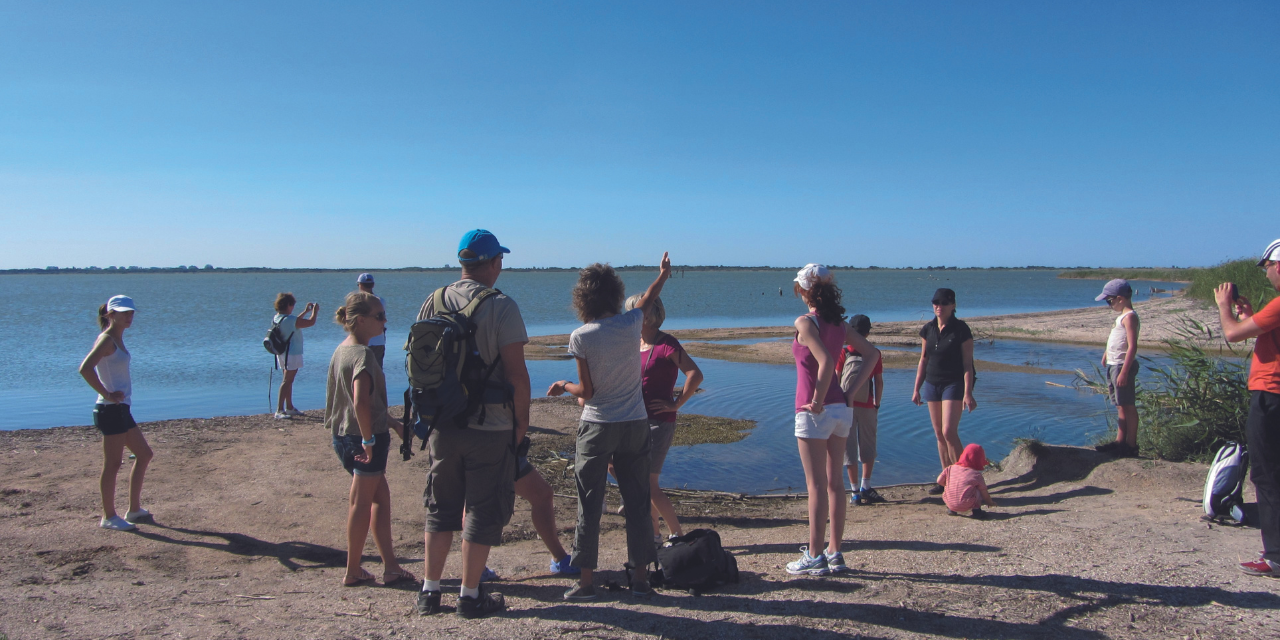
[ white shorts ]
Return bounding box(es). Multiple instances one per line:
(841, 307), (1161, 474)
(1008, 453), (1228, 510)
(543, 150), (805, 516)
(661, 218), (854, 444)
(794, 404), (853, 440)
(277, 353), (303, 371)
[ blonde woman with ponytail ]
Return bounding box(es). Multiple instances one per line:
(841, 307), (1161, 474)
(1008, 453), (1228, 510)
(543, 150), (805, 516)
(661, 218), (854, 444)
(78, 295), (154, 532)
(325, 291), (413, 587)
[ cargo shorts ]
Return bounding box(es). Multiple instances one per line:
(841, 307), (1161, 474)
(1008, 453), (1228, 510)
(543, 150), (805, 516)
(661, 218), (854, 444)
(423, 427), (516, 547)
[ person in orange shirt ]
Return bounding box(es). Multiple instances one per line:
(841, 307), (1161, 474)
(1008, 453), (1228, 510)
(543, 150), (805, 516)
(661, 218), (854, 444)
(1216, 238), (1280, 578)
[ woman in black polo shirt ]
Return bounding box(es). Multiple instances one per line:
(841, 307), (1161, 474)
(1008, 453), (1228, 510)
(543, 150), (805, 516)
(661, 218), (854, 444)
(911, 288), (977, 493)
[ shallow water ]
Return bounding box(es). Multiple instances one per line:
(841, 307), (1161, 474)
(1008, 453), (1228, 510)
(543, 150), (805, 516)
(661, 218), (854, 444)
(0, 269), (1180, 491)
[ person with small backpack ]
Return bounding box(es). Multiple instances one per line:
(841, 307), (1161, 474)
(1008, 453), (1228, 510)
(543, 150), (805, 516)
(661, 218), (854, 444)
(272, 293), (319, 419)
(546, 252), (672, 601)
(413, 229), (530, 618)
(324, 291), (414, 588)
(785, 265), (881, 577)
(838, 314), (885, 505)
(1215, 238), (1280, 578)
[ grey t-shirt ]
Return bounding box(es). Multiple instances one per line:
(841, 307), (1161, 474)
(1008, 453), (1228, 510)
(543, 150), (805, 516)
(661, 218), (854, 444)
(416, 279), (528, 431)
(324, 344), (389, 438)
(568, 308), (647, 423)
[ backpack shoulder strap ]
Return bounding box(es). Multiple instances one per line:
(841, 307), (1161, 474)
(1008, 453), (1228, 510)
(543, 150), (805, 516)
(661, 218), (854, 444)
(457, 287), (499, 318)
(430, 286), (449, 317)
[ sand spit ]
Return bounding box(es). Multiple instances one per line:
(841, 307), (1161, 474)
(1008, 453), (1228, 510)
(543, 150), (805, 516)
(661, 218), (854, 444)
(2, 397), (1278, 639)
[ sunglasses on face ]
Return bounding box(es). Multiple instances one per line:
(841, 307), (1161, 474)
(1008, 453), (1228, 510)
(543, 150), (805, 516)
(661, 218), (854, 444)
(1262, 261), (1277, 271)
(1105, 296), (1118, 304)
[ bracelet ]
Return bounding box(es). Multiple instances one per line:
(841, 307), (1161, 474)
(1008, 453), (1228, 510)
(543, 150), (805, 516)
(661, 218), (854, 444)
(361, 437), (376, 446)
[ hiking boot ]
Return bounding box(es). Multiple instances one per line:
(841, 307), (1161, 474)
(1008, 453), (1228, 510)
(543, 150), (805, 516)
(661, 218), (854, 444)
(785, 546), (830, 576)
(416, 590), (442, 615)
(1240, 558), (1279, 578)
(457, 587), (505, 618)
(549, 555), (581, 576)
(824, 550), (848, 573)
(563, 584), (598, 601)
(928, 484), (944, 495)
(861, 487), (886, 504)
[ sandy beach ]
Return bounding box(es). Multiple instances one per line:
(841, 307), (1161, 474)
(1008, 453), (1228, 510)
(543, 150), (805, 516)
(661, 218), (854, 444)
(2, 396), (1278, 639)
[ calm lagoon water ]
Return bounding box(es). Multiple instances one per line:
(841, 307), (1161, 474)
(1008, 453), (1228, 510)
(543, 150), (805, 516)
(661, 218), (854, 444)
(1, 269), (1181, 490)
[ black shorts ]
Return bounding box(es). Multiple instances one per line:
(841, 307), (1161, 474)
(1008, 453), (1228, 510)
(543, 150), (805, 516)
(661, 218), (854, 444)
(93, 403), (137, 436)
(333, 432), (391, 476)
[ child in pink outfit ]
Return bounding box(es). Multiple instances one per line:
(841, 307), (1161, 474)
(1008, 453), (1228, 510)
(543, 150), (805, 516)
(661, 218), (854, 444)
(936, 443), (996, 519)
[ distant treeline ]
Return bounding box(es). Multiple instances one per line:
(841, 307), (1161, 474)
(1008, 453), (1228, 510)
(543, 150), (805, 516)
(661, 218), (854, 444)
(4, 264), (1105, 275)
(1061, 260), (1275, 306)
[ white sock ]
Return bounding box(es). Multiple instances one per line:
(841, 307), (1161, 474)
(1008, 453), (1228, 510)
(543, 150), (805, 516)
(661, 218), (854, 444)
(861, 479), (871, 490)
(461, 585), (480, 599)
(423, 579), (440, 593)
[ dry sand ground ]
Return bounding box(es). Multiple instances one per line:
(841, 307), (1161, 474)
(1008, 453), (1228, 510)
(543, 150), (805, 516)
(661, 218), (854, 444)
(527, 295), (1228, 372)
(2, 397), (1279, 640)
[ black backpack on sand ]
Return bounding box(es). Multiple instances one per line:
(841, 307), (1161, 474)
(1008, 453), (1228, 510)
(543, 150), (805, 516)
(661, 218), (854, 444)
(647, 528), (739, 596)
(404, 286), (513, 441)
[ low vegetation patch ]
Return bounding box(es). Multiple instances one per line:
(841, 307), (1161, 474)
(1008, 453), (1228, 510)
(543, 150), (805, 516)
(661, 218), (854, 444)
(1060, 259), (1276, 307)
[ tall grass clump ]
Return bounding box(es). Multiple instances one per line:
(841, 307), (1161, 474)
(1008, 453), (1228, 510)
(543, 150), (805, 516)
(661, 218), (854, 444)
(1077, 319), (1250, 462)
(1185, 259), (1276, 308)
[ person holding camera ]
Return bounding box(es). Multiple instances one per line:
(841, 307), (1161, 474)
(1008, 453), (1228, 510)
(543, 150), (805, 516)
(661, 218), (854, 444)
(273, 293), (319, 419)
(325, 291), (412, 587)
(1216, 239), (1280, 578)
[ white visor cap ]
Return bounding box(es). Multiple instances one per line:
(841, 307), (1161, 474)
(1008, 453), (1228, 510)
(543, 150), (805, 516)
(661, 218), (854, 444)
(794, 264), (833, 291)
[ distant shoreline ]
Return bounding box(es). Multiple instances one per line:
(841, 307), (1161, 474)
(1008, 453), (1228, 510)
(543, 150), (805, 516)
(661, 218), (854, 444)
(1, 265), (1190, 275)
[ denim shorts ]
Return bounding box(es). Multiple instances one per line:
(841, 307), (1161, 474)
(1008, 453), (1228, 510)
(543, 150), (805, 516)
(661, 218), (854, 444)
(333, 432), (391, 476)
(921, 380), (964, 402)
(1107, 362), (1139, 406)
(93, 403), (138, 436)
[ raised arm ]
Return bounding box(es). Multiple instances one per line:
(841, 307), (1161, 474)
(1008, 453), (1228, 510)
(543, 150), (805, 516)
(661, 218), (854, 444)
(296, 303), (320, 329)
(634, 252), (672, 315)
(1216, 283), (1265, 343)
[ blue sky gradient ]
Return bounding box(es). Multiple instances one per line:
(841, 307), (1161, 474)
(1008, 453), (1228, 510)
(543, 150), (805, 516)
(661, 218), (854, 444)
(1, 2), (1276, 269)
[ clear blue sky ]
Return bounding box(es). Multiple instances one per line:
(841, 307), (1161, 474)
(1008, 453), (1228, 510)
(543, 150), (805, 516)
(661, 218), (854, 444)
(2, 2), (1276, 269)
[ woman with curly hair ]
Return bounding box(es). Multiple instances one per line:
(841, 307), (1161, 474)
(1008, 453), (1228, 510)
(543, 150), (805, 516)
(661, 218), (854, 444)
(547, 252), (671, 601)
(785, 264), (880, 576)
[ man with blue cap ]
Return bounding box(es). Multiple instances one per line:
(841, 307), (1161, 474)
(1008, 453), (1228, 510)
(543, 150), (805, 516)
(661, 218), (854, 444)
(413, 229), (528, 617)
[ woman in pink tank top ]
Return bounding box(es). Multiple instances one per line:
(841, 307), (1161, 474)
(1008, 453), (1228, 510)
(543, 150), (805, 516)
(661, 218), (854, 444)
(784, 265), (882, 577)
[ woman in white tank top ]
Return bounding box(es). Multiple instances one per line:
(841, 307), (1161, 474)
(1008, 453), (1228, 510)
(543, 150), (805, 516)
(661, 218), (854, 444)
(78, 295), (155, 532)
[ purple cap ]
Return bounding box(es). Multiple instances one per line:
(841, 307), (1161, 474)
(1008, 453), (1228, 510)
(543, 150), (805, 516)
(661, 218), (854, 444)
(1095, 279), (1132, 301)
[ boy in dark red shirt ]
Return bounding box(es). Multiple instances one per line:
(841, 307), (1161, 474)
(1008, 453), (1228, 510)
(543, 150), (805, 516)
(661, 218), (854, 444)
(1216, 238), (1280, 578)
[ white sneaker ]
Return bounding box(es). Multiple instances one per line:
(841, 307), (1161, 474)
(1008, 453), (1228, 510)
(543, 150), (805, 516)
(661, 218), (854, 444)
(100, 516), (136, 531)
(124, 508), (152, 524)
(274, 412), (291, 420)
(285, 408), (304, 417)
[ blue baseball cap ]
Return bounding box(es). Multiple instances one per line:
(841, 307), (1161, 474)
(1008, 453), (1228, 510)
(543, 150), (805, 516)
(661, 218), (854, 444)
(1095, 279), (1132, 301)
(457, 229), (510, 263)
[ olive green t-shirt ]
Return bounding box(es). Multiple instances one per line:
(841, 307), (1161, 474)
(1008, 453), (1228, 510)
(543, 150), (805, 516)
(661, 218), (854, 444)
(324, 344), (389, 438)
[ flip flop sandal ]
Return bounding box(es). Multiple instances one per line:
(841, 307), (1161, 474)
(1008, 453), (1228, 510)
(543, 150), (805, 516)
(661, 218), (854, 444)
(343, 568), (376, 587)
(383, 568), (417, 586)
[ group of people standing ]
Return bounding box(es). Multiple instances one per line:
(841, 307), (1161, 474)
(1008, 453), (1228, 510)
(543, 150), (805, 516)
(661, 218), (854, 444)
(75, 232), (1280, 620)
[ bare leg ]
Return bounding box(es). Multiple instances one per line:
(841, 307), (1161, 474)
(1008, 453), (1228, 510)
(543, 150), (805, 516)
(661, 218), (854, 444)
(649, 474), (682, 538)
(825, 435), (848, 555)
(927, 401), (949, 469)
(1118, 404), (1139, 447)
(939, 400), (964, 464)
(797, 437), (830, 553)
(122, 428), (153, 513)
(369, 475), (404, 578)
(278, 369), (298, 412)
(424, 531), (453, 582)
(460, 540), (491, 590)
(345, 474), (380, 583)
(100, 434), (127, 519)
(515, 470), (569, 560)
